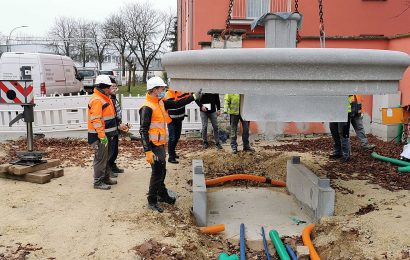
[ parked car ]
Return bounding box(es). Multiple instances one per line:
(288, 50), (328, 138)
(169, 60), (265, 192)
(99, 70), (122, 86)
(0, 52), (83, 96)
(77, 68), (99, 93)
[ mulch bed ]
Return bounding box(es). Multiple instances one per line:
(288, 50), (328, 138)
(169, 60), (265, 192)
(263, 135), (410, 191)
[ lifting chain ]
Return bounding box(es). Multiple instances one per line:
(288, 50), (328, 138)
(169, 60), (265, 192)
(318, 0), (325, 47)
(221, 0), (234, 42)
(294, 0), (301, 44)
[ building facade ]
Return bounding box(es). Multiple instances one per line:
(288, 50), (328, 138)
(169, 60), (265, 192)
(177, 0), (410, 138)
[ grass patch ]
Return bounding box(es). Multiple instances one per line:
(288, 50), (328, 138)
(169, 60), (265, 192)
(118, 84), (146, 97)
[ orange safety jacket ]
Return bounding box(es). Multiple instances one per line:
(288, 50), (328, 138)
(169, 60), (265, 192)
(163, 88), (190, 120)
(141, 94), (172, 146)
(87, 88), (118, 144)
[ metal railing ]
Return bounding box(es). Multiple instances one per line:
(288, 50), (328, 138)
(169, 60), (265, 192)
(0, 94), (202, 134)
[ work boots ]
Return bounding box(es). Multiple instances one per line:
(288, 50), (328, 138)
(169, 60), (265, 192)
(94, 183), (111, 190)
(244, 146), (255, 152)
(111, 164), (124, 173)
(148, 203), (164, 213)
(362, 144), (376, 151)
(104, 178), (117, 185)
(158, 195), (176, 205)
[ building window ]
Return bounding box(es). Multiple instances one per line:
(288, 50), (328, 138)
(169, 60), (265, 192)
(247, 0), (270, 18)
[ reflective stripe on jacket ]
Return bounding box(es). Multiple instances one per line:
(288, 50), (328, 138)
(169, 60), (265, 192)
(87, 89), (118, 144)
(163, 88), (190, 120)
(224, 94), (240, 115)
(142, 93), (172, 146)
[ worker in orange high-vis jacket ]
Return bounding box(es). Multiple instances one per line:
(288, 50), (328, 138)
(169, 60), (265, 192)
(88, 75), (118, 190)
(163, 87), (191, 164)
(139, 76), (202, 213)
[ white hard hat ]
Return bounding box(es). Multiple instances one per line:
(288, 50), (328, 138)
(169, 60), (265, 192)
(95, 75), (116, 88)
(147, 76), (167, 90)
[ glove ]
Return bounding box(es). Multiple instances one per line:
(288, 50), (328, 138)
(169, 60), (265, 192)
(193, 88), (203, 101)
(145, 151), (155, 165)
(100, 136), (108, 145)
(223, 113), (229, 120)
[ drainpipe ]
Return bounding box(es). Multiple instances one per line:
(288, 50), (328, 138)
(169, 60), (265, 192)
(189, 0), (194, 50)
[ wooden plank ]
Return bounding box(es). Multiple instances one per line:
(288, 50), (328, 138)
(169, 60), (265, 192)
(8, 159), (61, 176)
(51, 168), (64, 178)
(0, 163), (12, 174)
(0, 172), (51, 184)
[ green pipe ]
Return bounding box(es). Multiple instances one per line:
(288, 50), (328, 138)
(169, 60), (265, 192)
(396, 122), (403, 144)
(371, 152), (410, 167)
(269, 230), (290, 260)
(398, 165), (410, 172)
(218, 253), (239, 260)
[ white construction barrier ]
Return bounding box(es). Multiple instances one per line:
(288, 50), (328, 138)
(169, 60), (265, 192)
(0, 94), (202, 134)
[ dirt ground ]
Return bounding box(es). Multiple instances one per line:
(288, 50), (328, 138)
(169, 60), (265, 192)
(0, 136), (409, 259)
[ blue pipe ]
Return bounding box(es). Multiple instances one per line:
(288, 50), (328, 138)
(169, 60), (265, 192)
(285, 244), (297, 260)
(261, 227), (271, 260)
(240, 223), (246, 260)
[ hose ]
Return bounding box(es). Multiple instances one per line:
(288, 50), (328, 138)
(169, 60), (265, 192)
(218, 253), (239, 260)
(269, 230), (290, 260)
(205, 174), (286, 187)
(371, 152), (410, 167)
(398, 165), (410, 172)
(199, 224), (225, 234)
(302, 224), (321, 260)
(261, 227), (271, 260)
(240, 223), (246, 260)
(285, 244), (297, 260)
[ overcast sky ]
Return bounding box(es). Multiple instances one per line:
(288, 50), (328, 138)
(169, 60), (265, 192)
(0, 0), (177, 37)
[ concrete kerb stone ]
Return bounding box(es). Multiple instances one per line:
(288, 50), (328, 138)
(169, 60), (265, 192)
(286, 156), (335, 222)
(192, 160), (207, 227)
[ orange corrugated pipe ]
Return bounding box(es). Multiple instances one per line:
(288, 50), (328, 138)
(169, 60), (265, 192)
(302, 224), (321, 260)
(205, 174), (286, 187)
(199, 224), (225, 234)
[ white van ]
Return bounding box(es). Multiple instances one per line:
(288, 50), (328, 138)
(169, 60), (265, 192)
(0, 52), (83, 96)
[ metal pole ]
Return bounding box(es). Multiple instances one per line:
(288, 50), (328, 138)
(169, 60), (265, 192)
(27, 122), (34, 152)
(7, 25), (29, 52)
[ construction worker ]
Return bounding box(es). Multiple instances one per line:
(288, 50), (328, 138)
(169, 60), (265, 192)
(196, 93), (223, 149)
(163, 87), (191, 164)
(329, 97), (352, 162)
(108, 84), (128, 174)
(88, 75), (118, 190)
(223, 94), (255, 154)
(139, 76), (202, 212)
(349, 95), (376, 151)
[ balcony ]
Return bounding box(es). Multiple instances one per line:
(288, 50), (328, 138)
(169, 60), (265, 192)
(232, 0), (292, 23)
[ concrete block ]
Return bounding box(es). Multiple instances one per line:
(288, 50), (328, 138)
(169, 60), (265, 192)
(372, 93), (401, 122)
(241, 95), (348, 122)
(192, 160), (207, 226)
(371, 122), (399, 142)
(263, 13), (301, 48)
(296, 246), (310, 260)
(286, 159), (335, 222)
(162, 48), (410, 96)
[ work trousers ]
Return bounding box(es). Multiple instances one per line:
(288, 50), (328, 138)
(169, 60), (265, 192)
(329, 118), (351, 158)
(108, 134), (119, 167)
(200, 111), (220, 145)
(92, 138), (112, 185)
(167, 119), (183, 159)
(230, 114), (250, 149)
(147, 145), (168, 204)
(350, 114), (370, 146)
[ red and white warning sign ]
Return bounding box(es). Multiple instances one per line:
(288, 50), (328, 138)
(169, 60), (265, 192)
(0, 80), (34, 104)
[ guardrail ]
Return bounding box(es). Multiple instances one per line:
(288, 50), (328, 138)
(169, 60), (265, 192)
(0, 93), (202, 134)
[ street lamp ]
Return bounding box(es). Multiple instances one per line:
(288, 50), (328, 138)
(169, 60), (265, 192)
(6, 25), (29, 52)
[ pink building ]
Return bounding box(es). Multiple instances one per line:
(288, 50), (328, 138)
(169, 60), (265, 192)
(177, 0), (410, 135)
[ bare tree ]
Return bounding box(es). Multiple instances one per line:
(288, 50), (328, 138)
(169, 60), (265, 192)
(48, 17), (77, 57)
(125, 2), (173, 83)
(103, 13), (129, 77)
(89, 22), (109, 70)
(73, 19), (94, 67)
